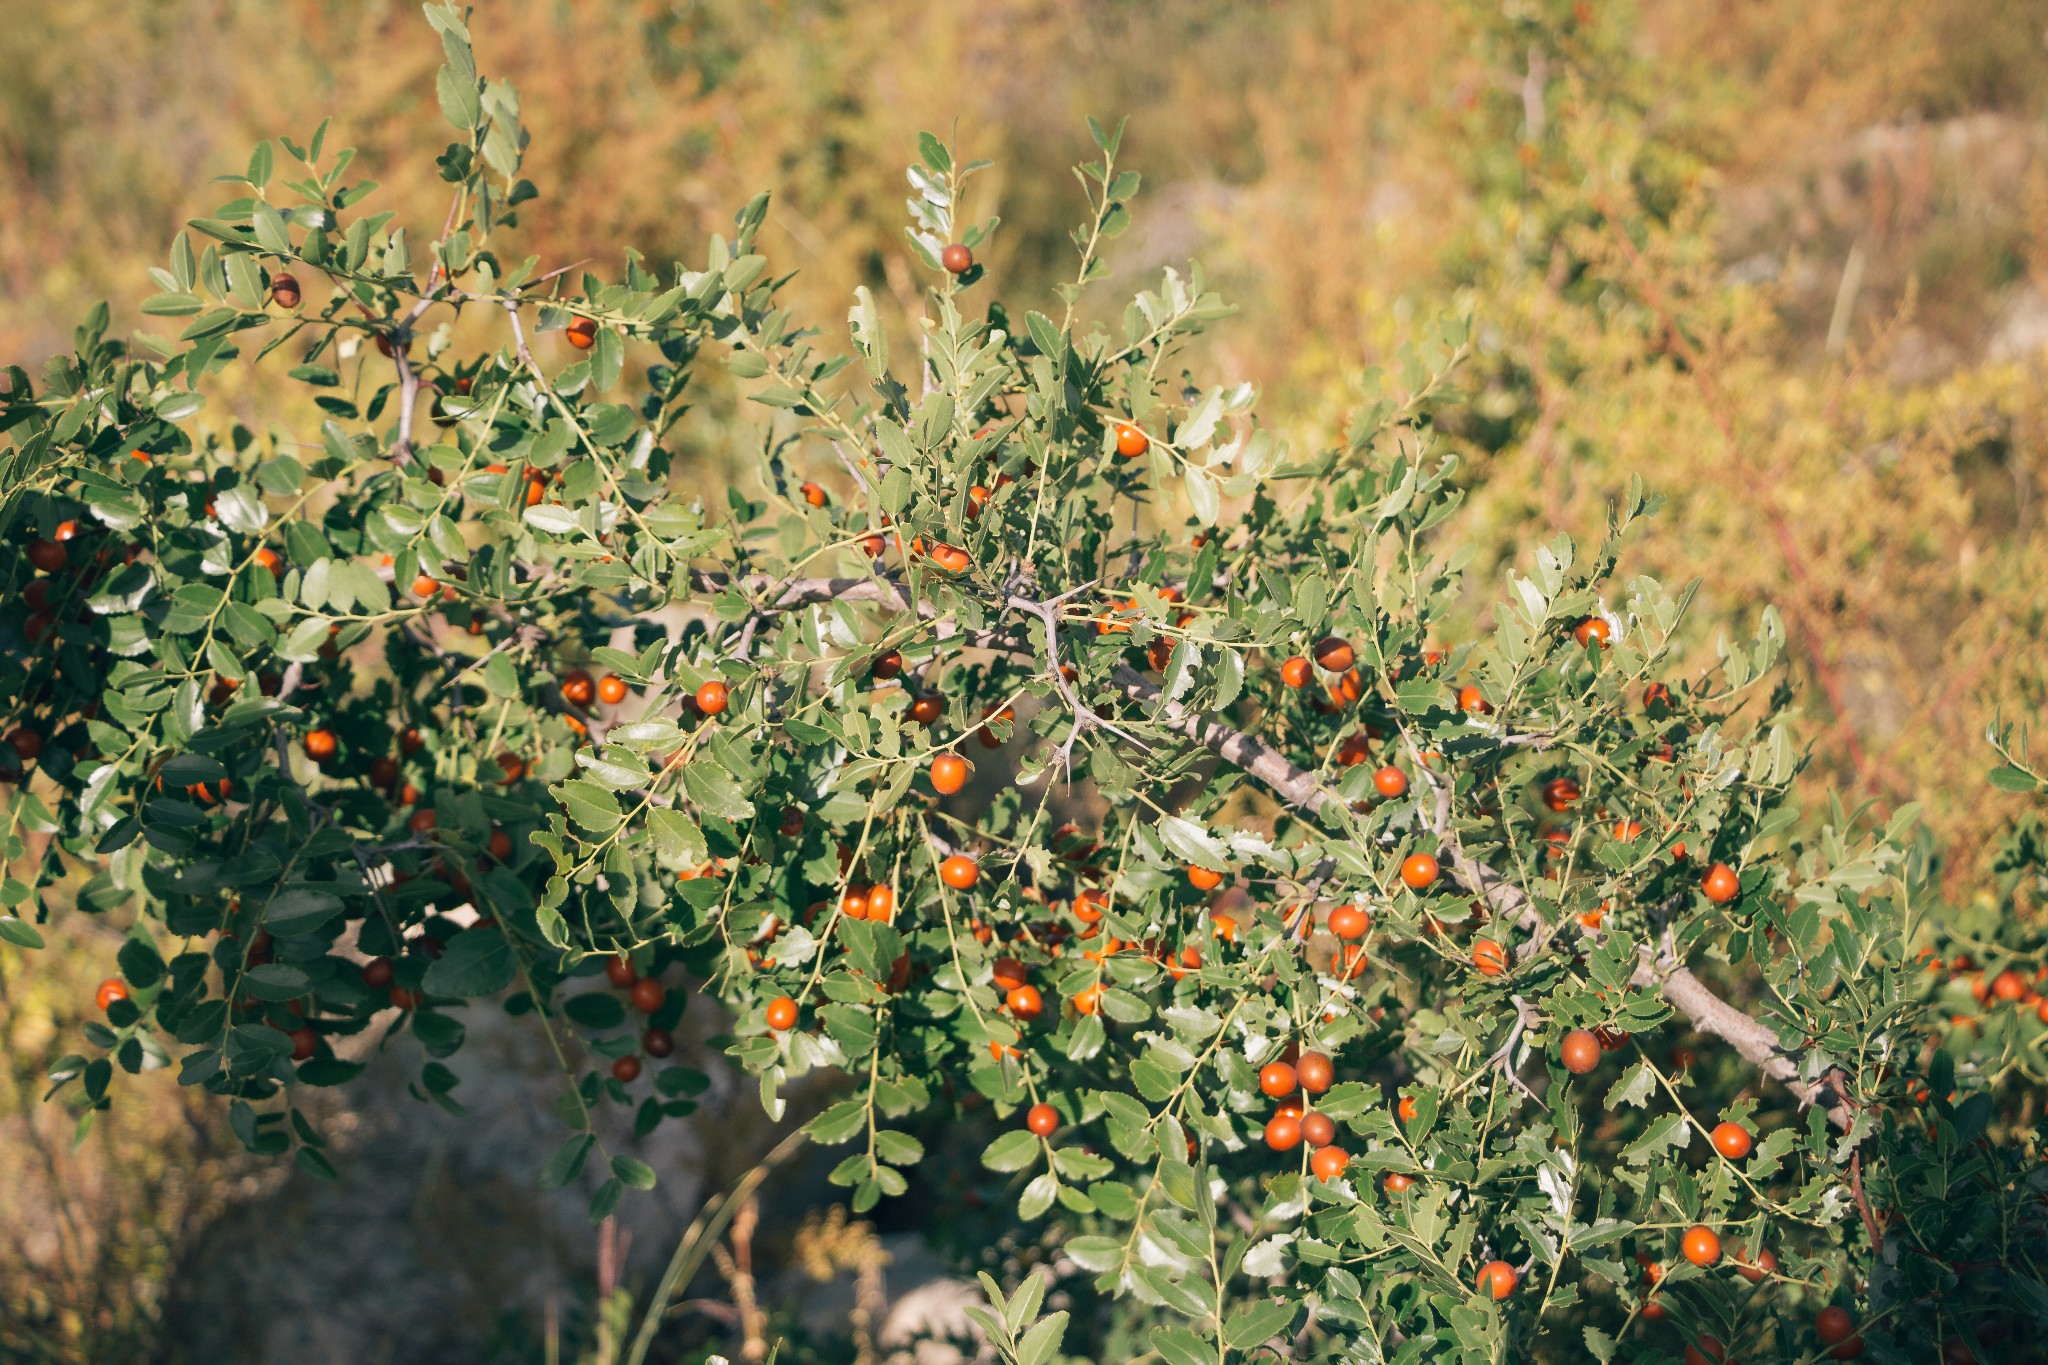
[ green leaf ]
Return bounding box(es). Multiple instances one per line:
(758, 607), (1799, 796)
(591, 326), (623, 391)
(0, 917), (45, 949)
(264, 889), (344, 936)
(564, 992), (626, 1029)
(421, 928), (516, 998)
(437, 65), (482, 131)
(1989, 764), (2040, 793)
(1225, 1299), (1298, 1350)
(558, 779), (623, 833)
(540, 1133), (594, 1189)
(981, 1129), (1040, 1173)
(610, 1154), (658, 1190)
(243, 964), (309, 1002)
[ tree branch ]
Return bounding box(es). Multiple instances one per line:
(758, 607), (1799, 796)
(674, 570), (1852, 1127)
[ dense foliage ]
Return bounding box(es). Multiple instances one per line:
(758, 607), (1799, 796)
(3, 8), (2045, 1363)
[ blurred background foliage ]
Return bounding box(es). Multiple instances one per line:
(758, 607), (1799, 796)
(4, 0), (2047, 1358)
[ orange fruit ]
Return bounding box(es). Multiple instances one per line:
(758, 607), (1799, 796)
(1026, 1102), (1058, 1136)
(1560, 1029), (1600, 1074)
(565, 317), (598, 349)
(1258, 1061), (1298, 1098)
(940, 855), (979, 890)
(1312, 637), (1354, 672)
(1373, 766), (1408, 799)
(1472, 940), (1507, 976)
(1573, 617), (1611, 648)
(1187, 865), (1224, 891)
(765, 996), (798, 1030)
(1476, 1260), (1518, 1300)
(930, 753), (969, 794)
(1711, 1121), (1753, 1160)
(1702, 863), (1740, 904)
(1400, 853), (1439, 890)
(1281, 656), (1312, 688)
(1309, 1146), (1349, 1180)
(597, 675), (629, 704)
(1681, 1225), (1721, 1267)
(1264, 1113), (1302, 1151)
(1737, 1246), (1778, 1284)
(1006, 984), (1043, 1020)
(1328, 904), (1369, 940)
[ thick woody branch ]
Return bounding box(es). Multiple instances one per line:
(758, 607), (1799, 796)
(681, 570), (1850, 1127)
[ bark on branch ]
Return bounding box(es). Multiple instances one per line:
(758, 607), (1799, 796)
(686, 571), (1853, 1128)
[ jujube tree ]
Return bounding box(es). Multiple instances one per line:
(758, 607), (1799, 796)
(0, 9), (2038, 1362)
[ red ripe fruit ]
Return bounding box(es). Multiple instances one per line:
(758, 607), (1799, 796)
(1737, 1246), (1777, 1283)
(629, 978), (666, 1013)
(1815, 1307), (1856, 1346)
(1258, 1061), (1298, 1098)
(1299, 1111), (1336, 1148)
(28, 540), (67, 573)
(1681, 1225), (1721, 1267)
(270, 273), (302, 308)
(1264, 1113), (1302, 1151)
(1400, 853), (1439, 890)
(643, 1027), (675, 1058)
(1573, 616), (1611, 648)
(1328, 904), (1369, 941)
(361, 957), (395, 989)
(1295, 1051), (1334, 1094)
(1702, 862), (1740, 904)
(1711, 1121), (1753, 1160)
(290, 1026), (319, 1062)
(940, 243), (974, 274)
(565, 317), (598, 349)
(1476, 1260), (1518, 1299)
(612, 1055), (642, 1083)
(1373, 765), (1408, 799)
(695, 680), (729, 716)
(1025, 1102), (1059, 1136)
(1559, 1029), (1601, 1074)
(1312, 637), (1355, 672)
(870, 649), (904, 680)
(1309, 1146), (1349, 1181)
(605, 955), (638, 988)
(930, 753), (969, 795)
(7, 727), (44, 762)
(1281, 656), (1312, 688)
